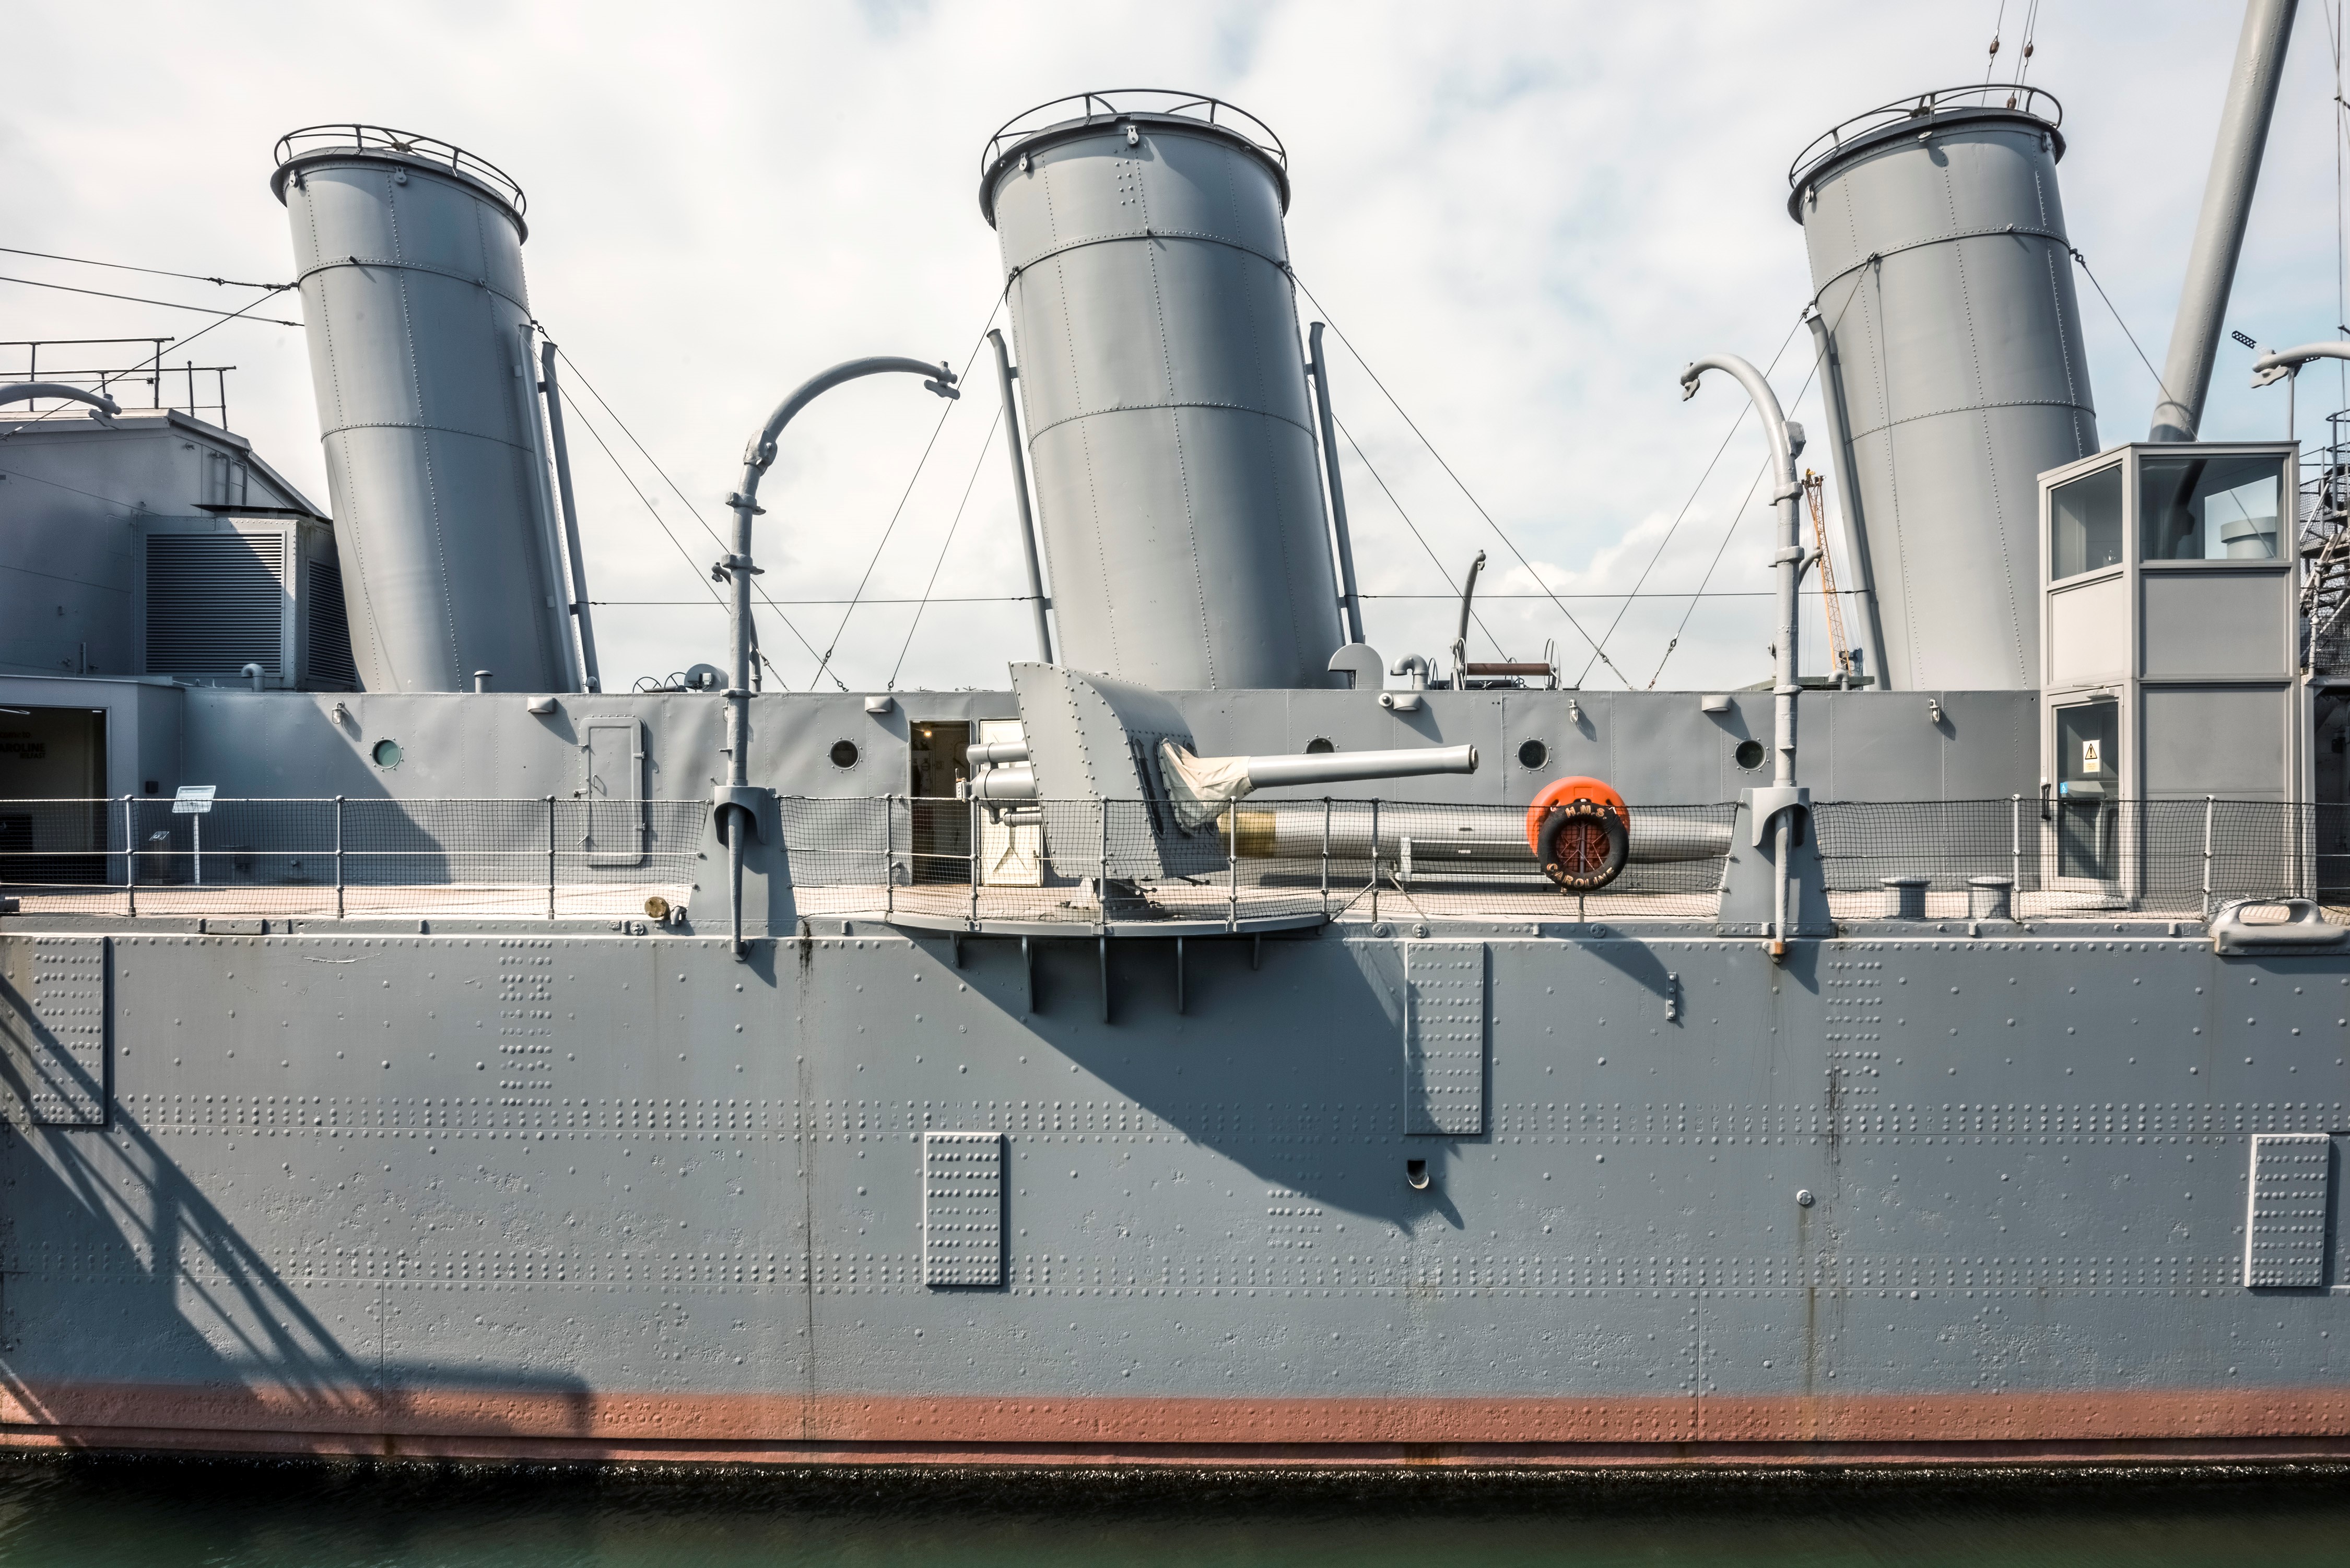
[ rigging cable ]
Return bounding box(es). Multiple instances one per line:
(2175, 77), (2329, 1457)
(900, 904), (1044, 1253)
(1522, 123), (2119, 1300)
(2070, 245), (2176, 407)
(806, 297), (1004, 691)
(0, 245), (288, 291)
(550, 381), (794, 689)
(549, 343), (824, 685)
(887, 406), (1003, 688)
(1329, 409), (1514, 658)
(1288, 272), (1628, 686)
(1643, 279), (1867, 688)
(1571, 306), (1811, 688)
(0, 272), (300, 326)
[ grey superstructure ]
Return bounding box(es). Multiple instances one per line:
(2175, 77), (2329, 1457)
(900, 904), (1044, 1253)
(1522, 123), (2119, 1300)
(4, 25), (2350, 1469)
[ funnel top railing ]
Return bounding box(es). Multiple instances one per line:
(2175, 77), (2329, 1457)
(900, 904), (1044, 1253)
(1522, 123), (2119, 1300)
(272, 124), (527, 232)
(979, 89), (1287, 222)
(1788, 84), (2063, 209)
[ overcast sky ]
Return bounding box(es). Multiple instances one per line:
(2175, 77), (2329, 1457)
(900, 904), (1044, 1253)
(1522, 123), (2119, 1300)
(7, 1), (2348, 693)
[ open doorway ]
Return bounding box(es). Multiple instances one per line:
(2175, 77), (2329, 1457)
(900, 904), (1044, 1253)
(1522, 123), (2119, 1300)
(908, 721), (971, 885)
(0, 706), (109, 885)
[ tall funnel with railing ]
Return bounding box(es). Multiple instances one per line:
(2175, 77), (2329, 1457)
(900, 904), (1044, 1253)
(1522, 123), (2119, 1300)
(979, 91), (1345, 690)
(1790, 86), (2098, 691)
(273, 126), (580, 693)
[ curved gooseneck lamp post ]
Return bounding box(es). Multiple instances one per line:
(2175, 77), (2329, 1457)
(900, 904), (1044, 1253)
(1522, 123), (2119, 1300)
(2250, 341), (2350, 441)
(713, 356), (959, 957)
(1680, 353), (1809, 954)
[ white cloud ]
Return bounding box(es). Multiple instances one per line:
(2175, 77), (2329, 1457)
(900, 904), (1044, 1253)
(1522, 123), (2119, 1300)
(3, 0), (2338, 691)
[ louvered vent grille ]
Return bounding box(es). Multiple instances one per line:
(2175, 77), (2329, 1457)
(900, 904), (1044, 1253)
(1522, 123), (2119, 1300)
(145, 533), (284, 675)
(306, 555), (359, 689)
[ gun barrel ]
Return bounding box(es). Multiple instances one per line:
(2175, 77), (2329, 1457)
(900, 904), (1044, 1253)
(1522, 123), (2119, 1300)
(1242, 744), (1478, 791)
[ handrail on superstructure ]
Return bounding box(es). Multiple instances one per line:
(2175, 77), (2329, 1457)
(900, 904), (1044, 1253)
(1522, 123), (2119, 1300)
(272, 124), (527, 219)
(1788, 83), (2063, 192)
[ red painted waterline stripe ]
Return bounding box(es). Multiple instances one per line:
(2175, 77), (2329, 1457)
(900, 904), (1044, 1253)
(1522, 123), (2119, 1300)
(7, 1386), (2350, 1465)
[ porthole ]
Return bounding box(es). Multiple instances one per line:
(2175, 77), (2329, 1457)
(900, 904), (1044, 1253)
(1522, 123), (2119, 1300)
(1517, 738), (1548, 769)
(1735, 738), (1767, 771)
(371, 739), (402, 770)
(828, 739), (860, 770)
(1304, 737), (1336, 754)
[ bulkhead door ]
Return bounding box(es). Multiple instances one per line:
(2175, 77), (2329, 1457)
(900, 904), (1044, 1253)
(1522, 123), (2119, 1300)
(581, 717), (645, 867)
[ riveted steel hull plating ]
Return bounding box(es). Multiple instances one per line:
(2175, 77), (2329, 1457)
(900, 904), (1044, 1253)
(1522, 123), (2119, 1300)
(4, 922), (2348, 1468)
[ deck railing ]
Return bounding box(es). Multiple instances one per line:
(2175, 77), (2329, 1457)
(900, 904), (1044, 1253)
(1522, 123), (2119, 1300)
(0, 796), (2338, 927)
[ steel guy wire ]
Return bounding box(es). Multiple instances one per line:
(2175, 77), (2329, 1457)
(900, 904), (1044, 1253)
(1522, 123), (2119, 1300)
(552, 380), (796, 689)
(2069, 245), (2175, 407)
(0, 245), (289, 291)
(1287, 271), (1627, 684)
(1644, 281), (1859, 690)
(1329, 409), (1513, 658)
(0, 271), (301, 325)
(548, 343), (818, 685)
(888, 406), (1003, 687)
(807, 297), (1004, 691)
(1572, 306), (1812, 688)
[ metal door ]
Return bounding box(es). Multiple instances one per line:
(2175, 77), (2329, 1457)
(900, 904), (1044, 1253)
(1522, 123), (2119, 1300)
(2050, 696), (2123, 899)
(582, 717), (644, 867)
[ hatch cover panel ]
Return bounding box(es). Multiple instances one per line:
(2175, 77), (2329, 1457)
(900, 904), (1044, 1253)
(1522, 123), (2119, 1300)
(0, 937), (108, 1128)
(2245, 1131), (2331, 1288)
(923, 1130), (1004, 1287)
(1406, 941), (1486, 1136)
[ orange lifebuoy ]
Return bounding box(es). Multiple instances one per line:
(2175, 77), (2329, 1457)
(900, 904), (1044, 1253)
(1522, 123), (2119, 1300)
(1526, 775), (1631, 893)
(1524, 775), (1628, 854)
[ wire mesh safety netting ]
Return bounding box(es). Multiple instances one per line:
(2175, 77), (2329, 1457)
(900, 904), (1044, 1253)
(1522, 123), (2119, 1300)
(7, 794), (2336, 928)
(1811, 797), (2350, 921)
(0, 798), (704, 919)
(778, 797), (1738, 926)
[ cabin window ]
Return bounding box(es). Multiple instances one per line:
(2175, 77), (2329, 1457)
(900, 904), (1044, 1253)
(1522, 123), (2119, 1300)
(2050, 463), (2123, 580)
(2139, 452), (2281, 561)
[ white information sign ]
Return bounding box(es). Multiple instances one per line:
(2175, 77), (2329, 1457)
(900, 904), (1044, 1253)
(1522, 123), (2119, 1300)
(172, 785), (217, 815)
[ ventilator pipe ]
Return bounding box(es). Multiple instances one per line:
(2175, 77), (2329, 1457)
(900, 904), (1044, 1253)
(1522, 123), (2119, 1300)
(1451, 549), (1486, 690)
(0, 383), (121, 415)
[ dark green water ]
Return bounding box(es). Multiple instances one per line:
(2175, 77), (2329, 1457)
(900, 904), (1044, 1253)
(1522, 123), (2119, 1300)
(1, 1459), (2347, 1565)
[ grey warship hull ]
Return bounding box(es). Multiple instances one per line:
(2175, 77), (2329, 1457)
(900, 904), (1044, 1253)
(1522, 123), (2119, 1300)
(0, 683), (2345, 1468)
(7, 10), (2350, 1470)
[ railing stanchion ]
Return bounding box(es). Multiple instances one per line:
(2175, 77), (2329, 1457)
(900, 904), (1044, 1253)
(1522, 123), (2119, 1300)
(1369, 799), (1381, 925)
(1320, 798), (1332, 923)
(1097, 797), (1109, 934)
(886, 795), (897, 918)
(2010, 794), (2022, 916)
(1227, 802), (1239, 932)
(122, 795), (135, 918)
(334, 795), (346, 918)
(2203, 795), (2216, 920)
(969, 794), (981, 929)
(545, 795), (557, 920)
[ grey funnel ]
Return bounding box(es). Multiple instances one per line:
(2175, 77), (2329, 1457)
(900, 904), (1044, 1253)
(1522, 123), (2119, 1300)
(981, 91), (1345, 690)
(1790, 87), (2098, 691)
(273, 126), (579, 694)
